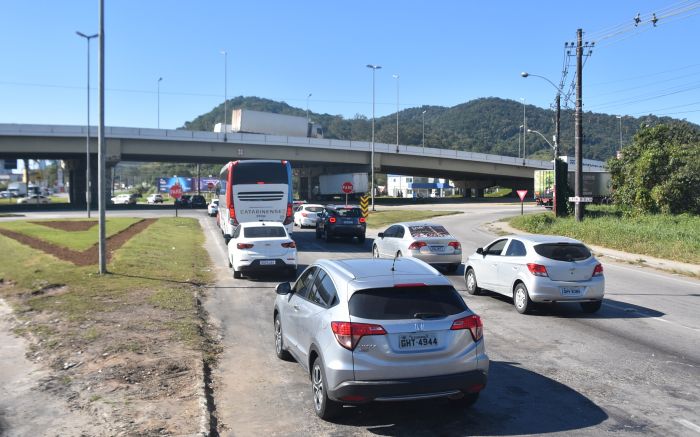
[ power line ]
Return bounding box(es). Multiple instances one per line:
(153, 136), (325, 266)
(588, 63), (700, 86)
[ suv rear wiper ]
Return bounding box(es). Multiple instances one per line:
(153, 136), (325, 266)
(413, 312), (445, 320)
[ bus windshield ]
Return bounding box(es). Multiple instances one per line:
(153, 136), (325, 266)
(233, 162), (288, 185)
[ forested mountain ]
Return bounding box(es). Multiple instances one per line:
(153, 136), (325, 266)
(182, 96), (694, 161)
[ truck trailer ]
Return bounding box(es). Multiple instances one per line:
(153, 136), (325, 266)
(214, 109), (323, 138)
(534, 170), (611, 207)
(318, 173), (369, 196)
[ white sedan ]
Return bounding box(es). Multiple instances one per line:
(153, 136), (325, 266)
(208, 199), (219, 217)
(464, 235), (605, 314)
(372, 222), (462, 272)
(227, 222), (297, 279)
(293, 203), (324, 228)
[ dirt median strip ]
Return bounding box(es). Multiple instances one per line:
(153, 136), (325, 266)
(0, 218), (156, 266)
(29, 220), (98, 232)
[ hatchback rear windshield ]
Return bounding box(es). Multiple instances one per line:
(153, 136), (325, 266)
(306, 207), (323, 213)
(534, 243), (591, 261)
(333, 208), (362, 217)
(408, 225), (450, 238)
(349, 285), (467, 320)
(243, 226), (287, 238)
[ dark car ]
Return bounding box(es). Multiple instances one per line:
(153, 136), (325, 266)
(190, 194), (207, 209)
(175, 195), (191, 208)
(316, 205), (366, 243)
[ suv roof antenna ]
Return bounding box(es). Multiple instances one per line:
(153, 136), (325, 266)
(391, 254), (398, 271)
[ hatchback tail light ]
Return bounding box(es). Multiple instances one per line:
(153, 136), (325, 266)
(237, 243), (254, 249)
(527, 263), (549, 277)
(329, 217), (337, 224)
(331, 321), (386, 351)
(281, 241), (296, 248)
(450, 315), (483, 342)
(408, 241), (427, 250)
(301, 212), (308, 217)
(593, 263), (604, 276)
(359, 217), (366, 223)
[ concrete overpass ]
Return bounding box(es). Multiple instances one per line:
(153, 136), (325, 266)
(0, 123), (550, 204)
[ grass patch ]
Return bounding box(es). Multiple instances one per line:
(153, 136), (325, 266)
(508, 205), (700, 264)
(485, 187), (512, 198)
(366, 210), (462, 229)
(0, 218), (141, 251)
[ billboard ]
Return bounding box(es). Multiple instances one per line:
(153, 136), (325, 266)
(159, 176), (194, 193)
(198, 177), (219, 191)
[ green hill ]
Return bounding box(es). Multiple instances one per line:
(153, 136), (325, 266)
(182, 96), (693, 161)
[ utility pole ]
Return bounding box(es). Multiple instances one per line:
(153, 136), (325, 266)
(574, 28), (584, 222)
(393, 74), (399, 153)
(97, 0), (107, 273)
(554, 93), (560, 217)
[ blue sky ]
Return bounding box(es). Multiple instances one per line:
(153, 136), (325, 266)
(2, 0), (700, 130)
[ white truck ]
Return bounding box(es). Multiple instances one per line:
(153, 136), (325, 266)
(214, 109), (323, 138)
(319, 173), (369, 196)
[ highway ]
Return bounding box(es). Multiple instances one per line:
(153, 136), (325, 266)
(195, 203), (700, 436)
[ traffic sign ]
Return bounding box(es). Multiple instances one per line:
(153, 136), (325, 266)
(207, 181), (215, 190)
(359, 194), (369, 218)
(569, 196), (593, 203)
(170, 184), (183, 199)
(516, 190), (528, 201)
(342, 181), (354, 194)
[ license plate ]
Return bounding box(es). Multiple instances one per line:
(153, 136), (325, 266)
(399, 333), (438, 349)
(342, 220), (353, 225)
(259, 260), (276, 266)
(560, 287), (582, 296)
(430, 246), (445, 252)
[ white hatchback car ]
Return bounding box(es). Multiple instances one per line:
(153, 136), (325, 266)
(207, 199), (219, 217)
(464, 235), (605, 314)
(293, 203), (324, 228)
(373, 222), (462, 272)
(227, 222), (297, 279)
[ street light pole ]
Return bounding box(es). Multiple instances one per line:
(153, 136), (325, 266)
(306, 92), (312, 123)
(422, 110), (427, 152)
(521, 98), (526, 159)
(97, 0), (106, 274)
(157, 77), (162, 129)
(221, 50), (227, 141)
(367, 64), (381, 211)
(76, 31), (97, 218)
(616, 115), (623, 151)
(393, 74), (399, 153)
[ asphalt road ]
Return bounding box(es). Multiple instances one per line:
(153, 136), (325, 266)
(4, 205), (698, 436)
(199, 204), (700, 437)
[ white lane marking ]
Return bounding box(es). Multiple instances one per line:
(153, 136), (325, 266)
(602, 302), (700, 332)
(604, 262), (700, 286)
(677, 419), (700, 434)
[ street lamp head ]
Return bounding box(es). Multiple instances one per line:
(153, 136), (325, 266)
(308, 93), (312, 98)
(393, 74), (399, 79)
(76, 31), (98, 39)
(527, 129), (533, 133)
(422, 110), (427, 114)
(521, 72), (529, 78)
(158, 77), (163, 82)
(366, 64), (382, 70)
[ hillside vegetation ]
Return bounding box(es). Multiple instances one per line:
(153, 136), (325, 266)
(182, 96), (694, 161)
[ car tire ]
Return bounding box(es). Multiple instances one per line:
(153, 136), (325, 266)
(446, 263), (460, 273)
(311, 357), (341, 421)
(224, 235), (231, 245)
(465, 268), (480, 295)
(274, 314), (293, 361)
(514, 283), (533, 314)
(372, 245), (380, 258)
(357, 235), (366, 244)
(448, 392), (480, 408)
(580, 300), (602, 313)
(233, 269), (242, 279)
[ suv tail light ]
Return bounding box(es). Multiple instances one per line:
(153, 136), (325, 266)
(408, 241), (427, 250)
(281, 241), (296, 248)
(359, 217), (366, 223)
(331, 321), (386, 351)
(450, 315), (483, 342)
(527, 263), (549, 277)
(237, 243), (254, 249)
(593, 263), (604, 276)
(329, 217), (337, 224)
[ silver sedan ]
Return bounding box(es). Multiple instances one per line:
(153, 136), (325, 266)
(372, 222), (462, 272)
(464, 234), (605, 314)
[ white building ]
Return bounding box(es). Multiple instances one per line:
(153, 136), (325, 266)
(558, 156), (607, 172)
(386, 175), (455, 198)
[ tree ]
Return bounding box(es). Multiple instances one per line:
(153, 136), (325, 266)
(608, 123), (700, 214)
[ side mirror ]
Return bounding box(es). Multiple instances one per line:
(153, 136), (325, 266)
(378, 232), (384, 238)
(276, 282), (292, 295)
(476, 247), (483, 255)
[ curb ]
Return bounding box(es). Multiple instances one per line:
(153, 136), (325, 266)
(194, 289), (212, 437)
(486, 220), (700, 278)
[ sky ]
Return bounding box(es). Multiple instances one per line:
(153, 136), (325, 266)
(2, 0), (700, 130)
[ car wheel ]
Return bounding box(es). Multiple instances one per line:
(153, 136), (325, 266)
(372, 245), (380, 258)
(465, 268), (480, 295)
(448, 392), (480, 408)
(357, 235), (366, 244)
(274, 314), (292, 361)
(580, 300), (602, 313)
(446, 263), (460, 273)
(233, 269), (242, 279)
(513, 283), (533, 314)
(224, 235), (231, 245)
(311, 357), (341, 421)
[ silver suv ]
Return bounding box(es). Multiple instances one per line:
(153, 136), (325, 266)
(273, 257), (489, 420)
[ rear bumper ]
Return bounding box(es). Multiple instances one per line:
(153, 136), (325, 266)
(411, 252), (462, 266)
(234, 258), (297, 273)
(328, 370), (488, 403)
(526, 276), (605, 303)
(327, 225), (365, 237)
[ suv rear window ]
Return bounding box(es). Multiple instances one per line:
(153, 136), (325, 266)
(333, 208), (361, 217)
(349, 285), (467, 320)
(534, 243), (591, 261)
(243, 226), (287, 238)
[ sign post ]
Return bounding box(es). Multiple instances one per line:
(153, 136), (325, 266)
(516, 189), (528, 216)
(342, 181), (354, 206)
(170, 183), (183, 217)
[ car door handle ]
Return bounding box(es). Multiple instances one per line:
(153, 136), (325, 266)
(293, 305), (300, 311)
